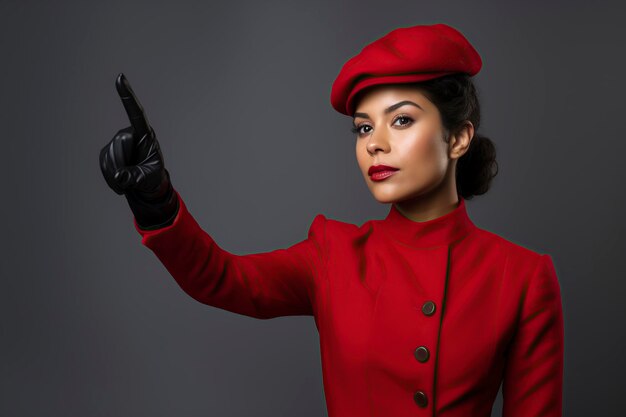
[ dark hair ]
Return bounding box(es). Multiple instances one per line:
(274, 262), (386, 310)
(412, 73), (498, 200)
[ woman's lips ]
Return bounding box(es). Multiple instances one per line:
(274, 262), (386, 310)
(368, 164), (399, 181)
(370, 170), (398, 181)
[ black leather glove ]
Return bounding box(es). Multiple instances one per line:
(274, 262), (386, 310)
(99, 73), (180, 230)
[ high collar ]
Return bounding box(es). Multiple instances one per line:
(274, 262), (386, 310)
(377, 196), (477, 249)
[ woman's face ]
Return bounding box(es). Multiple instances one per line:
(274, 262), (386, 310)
(353, 84), (455, 204)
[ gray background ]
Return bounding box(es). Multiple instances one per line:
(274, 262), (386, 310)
(2, 0), (624, 416)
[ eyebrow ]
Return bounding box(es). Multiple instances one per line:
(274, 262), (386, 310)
(353, 100), (424, 120)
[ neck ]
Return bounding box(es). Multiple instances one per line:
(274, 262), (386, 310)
(393, 183), (460, 223)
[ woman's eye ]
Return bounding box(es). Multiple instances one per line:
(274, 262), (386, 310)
(394, 115), (414, 127)
(351, 125), (372, 135)
(351, 116), (412, 136)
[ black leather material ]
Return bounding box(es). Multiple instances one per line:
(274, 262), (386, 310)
(99, 73), (179, 230)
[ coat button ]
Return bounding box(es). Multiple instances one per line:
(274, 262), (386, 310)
(422, 301), (436, 316)
(414, 346), (430, 362)
(413, 391), (428, 407)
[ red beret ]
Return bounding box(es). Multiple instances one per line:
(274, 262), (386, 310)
(330, 23), (482, 116)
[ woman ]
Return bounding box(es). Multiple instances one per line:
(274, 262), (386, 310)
(100, 23), (564, 417)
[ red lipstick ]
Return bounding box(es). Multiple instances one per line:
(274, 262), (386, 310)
(368, 164), (399, 181)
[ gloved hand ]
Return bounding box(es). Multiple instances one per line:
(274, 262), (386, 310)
(99, 73), (180, 230)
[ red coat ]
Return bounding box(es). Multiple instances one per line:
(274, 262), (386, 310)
(133, 190), (564, 417)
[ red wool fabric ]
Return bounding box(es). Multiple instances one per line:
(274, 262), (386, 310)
(134, 190), (563, 417)
(330, 23), (483, 116)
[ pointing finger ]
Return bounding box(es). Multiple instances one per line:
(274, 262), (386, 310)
(116, 73), (151, 138)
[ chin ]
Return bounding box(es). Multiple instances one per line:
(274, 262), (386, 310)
(371, 196), (396, 204)
(369, 183), (434, 205)
(369, 188), (408, 205)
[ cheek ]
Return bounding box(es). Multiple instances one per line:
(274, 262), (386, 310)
(403, 132), (447, 175)
(356, 142), (369, 171)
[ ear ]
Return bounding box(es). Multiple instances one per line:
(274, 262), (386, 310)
(448, 121), (474, 160)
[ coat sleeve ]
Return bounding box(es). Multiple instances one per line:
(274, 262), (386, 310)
(502, 254), (564, 417)
(133, 190), (328, 320)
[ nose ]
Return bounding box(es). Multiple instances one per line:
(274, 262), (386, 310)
(366, 128), (390, 155)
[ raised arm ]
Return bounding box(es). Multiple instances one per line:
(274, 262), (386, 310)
(502, 254), (564, 417)
(99, 74), (328, 319)
(134, 190), (328, 320)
